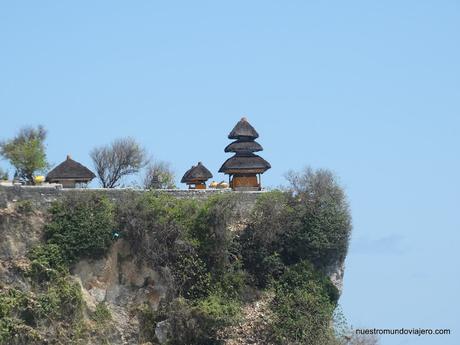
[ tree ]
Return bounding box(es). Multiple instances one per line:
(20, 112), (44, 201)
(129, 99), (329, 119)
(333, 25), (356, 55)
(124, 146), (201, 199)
(143, 160), (176, 189)
(90, 137), (148, 188)
(0, 125), (48, 184)
(283, 167), (352, 269)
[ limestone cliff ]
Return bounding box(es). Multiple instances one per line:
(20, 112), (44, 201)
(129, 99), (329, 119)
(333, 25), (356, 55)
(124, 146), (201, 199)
(0, 185), (349, 345)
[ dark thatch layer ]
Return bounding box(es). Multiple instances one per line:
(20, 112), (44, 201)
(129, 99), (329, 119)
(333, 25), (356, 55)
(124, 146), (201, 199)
(228, 117), (259, 139)
(224, 140), (263, 153)
(219, 154), (271, 173)
(181, 162), (213, 183)
(181, 167), (194, 183)
(46, 156), (95, 181)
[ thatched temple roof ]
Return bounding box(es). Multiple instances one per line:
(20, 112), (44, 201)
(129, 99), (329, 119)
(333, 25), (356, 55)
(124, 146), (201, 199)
(219, 153), (271, 174)
(228, 117), (259, 139)
(181, 162), (213, 183)
(46, 155), (95, 181)
(224, 140), (263, 153)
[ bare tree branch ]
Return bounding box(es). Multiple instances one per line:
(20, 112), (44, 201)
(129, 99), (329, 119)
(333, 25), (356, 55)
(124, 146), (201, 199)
(90, 137), (147, 188)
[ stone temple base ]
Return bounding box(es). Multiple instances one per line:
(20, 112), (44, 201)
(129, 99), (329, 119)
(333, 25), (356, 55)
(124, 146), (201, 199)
(232, 186), (260, 191)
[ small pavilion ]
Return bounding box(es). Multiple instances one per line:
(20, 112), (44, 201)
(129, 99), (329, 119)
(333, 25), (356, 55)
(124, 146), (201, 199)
(219, 117), (271, 191)
(181, 162), (213, 189)
(46, 155), (96, 188)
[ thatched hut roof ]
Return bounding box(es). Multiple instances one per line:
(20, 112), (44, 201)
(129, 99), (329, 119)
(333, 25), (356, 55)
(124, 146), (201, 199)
(219, 154), (271, 174)
(228, 117), (259, 139)
(181, 162), (213, 183)
(224, 140), (263, 153)
(46, 155), (95, 181)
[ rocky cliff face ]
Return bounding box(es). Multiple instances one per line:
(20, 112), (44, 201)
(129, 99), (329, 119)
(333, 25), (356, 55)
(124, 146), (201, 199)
(0, 186), (347, 345)
(74, 240), (167, 344)
(0, 204), (167, 344)
(0, 203), (45, 288)
(0, 190), (254, 344)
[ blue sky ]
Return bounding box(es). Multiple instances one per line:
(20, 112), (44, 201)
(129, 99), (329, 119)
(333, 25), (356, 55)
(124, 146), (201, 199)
(1, 2), (459, 344)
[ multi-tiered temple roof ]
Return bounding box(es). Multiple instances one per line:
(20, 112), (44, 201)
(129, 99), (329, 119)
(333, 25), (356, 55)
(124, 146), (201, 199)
(219, 117), (271, 175)
(219, 117), (270, 190)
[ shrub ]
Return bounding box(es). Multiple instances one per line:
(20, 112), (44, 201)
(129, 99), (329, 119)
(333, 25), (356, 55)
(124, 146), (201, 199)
(153, 294), (241, 345)
(0, 289), (28, 320)
(0, 318), (42, 345)
(0, 280), (82, 344)
(35, 277), (83, 321)
(270, 261), (339, 345)
(28, 244), (68, 281)
(191, 194), (240, 277)
(153, 297), (203, 345)
(45, 194), (115, 264)
(118, 192), (201, 267)
(275, 261), (339, 305)
(215, 266), (248, 300)
(119, 192), (241, 300)
(239, 191), (292, 287)
(283, 168), (352, 269)
(14, 200), (34, 214)
(240, 169), (351, 286)
(195, 293), (241, 326)
(170, 247), (211, 300)
(118, 192), (214, 303)
(92, 303), (112, 325)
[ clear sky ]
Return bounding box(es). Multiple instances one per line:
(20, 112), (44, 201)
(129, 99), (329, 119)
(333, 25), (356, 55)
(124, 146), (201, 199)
(1, 2), (459, 344)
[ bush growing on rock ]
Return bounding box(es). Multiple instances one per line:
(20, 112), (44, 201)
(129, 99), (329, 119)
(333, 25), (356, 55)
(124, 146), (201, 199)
(270, 261), (339, 345)
(190, 194), (242, 278)
(152, 294), (242, 345)
(239, 190), (293, 287)
(283, 167), (352, 268)
(240, 168), (352, 289)
(28, 244), (68, 282)
(44, 193), (115, 264)
(117, 192), (200, 266)
(0, 277), (83, 345)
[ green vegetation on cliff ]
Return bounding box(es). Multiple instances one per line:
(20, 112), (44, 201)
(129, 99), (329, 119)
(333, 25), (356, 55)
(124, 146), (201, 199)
(0, 168), (353, 345)
(0, 194), (116, 344)
(118, 168), (351, 344)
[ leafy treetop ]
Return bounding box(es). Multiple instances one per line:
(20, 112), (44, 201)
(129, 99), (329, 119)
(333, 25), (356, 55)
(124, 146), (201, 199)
(0, 125), (48, 184)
